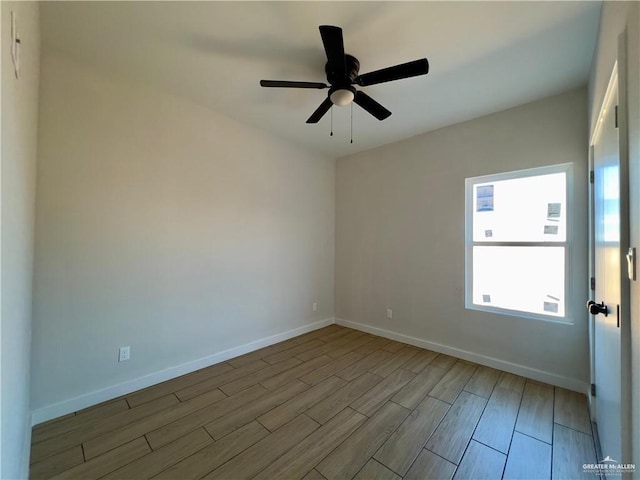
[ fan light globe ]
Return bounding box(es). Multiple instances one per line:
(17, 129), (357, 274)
(330, 89), (355, 106)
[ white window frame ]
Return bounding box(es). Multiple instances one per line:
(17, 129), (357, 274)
(464, 163), (574, 324)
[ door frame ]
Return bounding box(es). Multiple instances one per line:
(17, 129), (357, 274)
(587, 30), (632, 464)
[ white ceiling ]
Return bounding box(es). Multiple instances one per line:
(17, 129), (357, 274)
(40, 1), (602, 159)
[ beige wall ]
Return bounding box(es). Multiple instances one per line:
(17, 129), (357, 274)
(336, 88), (589, 390)
(1, 2), (40, 478)
(31, 53), (335, 419)
(588, 0), (640, 467)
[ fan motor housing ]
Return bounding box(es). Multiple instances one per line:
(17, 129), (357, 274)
(325, 54), (360, 86)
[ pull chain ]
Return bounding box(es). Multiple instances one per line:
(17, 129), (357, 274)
(350, 103), (353, 144)
(330, 106), (333, 137)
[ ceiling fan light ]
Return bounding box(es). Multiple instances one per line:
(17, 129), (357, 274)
(330, 89), (355, 106)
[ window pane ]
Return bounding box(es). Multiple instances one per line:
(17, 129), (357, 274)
(603, 164), (620, 243)
(473, 172), (566, 242)
(472, 246), (565, 317)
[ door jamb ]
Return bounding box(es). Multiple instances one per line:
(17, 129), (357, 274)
(616, 28), (632, 467)
(588, 143), (596, 420)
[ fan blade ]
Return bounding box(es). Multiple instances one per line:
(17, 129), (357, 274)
(306, 97), (333, 124)
(260, 80), (328, 89)
(355, 58), (429, 86)
(354, 91), (391, 121)
(319, 25), (346, 77)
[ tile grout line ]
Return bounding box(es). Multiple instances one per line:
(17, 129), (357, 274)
(513, 428), (553, 446)
(500, 379), (527, 479)
(362, 398), (415, 476)
(392, 363), (486, 478)
(323, 356), (460, 479)
(553, 421), (596, 437)
(460, 392), (495, 467)
(450, 369), (504, 476)
(143, 434), (153, 451)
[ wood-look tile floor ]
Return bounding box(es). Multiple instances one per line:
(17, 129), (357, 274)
(30, 325), (598, 480)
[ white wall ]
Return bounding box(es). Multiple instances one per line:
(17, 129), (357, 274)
(588, 0), (640, 467)
(336, 88), (589, 390)
(31, 53), (335, 419)
(1, 2), (40, 478)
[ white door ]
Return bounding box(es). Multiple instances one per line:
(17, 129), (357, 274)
(590, 64), (622, 462)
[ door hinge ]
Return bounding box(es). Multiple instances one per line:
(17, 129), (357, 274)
(591, 383), (596, 396)
(590, 277), (596, 290)
(590, 170), (594, 184)
(615, 105), (619, 128)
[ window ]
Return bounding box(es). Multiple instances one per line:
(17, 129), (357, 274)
(465, 163), (572, 322)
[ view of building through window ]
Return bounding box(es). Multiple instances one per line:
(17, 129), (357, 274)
(466, 164), (571, 320)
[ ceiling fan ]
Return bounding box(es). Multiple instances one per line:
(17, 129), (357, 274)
(260, 25), (429, 124)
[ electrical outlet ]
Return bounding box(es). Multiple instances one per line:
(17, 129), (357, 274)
(118, 346), (130, 362)
(386, 308), (393, 319)
(312, 302), (318, 312)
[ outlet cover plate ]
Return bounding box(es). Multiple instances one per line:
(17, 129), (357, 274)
(118, 346), (130, 362)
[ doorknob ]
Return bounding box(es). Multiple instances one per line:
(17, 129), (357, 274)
(587, 300), (608, 316)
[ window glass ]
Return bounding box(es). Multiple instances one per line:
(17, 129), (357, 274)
(472, 246), (565, 317)
(472, 172), (566, 242)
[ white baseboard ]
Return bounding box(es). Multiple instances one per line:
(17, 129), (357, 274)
(31, 317), (335, 426)
(336, 317), (589, 393)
